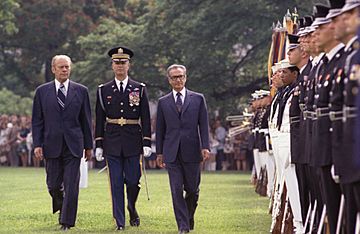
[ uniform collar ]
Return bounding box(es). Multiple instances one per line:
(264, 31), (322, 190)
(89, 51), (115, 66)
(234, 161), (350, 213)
(326, 43), (344, 62)
(115, 76), (129, 90)
(345, 36), (358, 52)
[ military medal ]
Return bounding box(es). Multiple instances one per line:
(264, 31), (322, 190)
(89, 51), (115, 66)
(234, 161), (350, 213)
(129, 91), (140, 106)
(106, 96), (112, 104)
(336, 69), (342, 83)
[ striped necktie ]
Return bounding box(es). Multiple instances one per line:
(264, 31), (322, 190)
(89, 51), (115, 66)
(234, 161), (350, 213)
(57, 84), (66, 109)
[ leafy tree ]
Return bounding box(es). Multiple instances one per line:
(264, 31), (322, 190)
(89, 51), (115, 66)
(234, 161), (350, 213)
(75, 0), (317, 117)
(0, 0), (19, 36)
(0, 88), (33, 115)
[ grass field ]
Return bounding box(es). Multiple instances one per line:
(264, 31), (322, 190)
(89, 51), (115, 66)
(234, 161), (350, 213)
(0, 168), (271, 233)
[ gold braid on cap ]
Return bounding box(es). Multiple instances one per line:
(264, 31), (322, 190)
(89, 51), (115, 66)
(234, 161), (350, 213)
(111, 48), (130, 59)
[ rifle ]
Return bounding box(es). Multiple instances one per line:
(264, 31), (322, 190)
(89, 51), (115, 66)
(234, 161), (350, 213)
(335, 195), (345, 234)
(317, 205), (326, 234)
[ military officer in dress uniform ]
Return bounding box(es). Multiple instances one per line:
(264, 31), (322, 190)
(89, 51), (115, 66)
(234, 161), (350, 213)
(312, 3), (345, 232)
(287, 32), (312, 227)
(353, 1), (360, 222)
(327, 0), (359, 232)
(94, 46), (152, 231)
(300, 8), (326, 231)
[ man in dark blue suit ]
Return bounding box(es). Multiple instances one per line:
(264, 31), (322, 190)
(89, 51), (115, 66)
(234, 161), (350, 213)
(32, 55), (93, 231)
(156, 64), (210, 234)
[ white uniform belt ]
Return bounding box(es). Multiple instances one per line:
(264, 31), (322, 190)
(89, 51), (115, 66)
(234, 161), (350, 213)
(303, 110), (316, 120)
(290, 116), (300, 124)
(329, 110), (343, 121)
(315, 107), (330, 118)
(343, 106), (357, 119)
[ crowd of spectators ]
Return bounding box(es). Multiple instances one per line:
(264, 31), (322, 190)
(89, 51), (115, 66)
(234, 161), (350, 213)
(0, 114), (253, 171)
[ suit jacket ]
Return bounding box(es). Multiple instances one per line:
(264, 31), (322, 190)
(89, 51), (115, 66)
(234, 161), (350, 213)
(95, 78), (151, 157)
(156, 89), (210, 163)
(32, 80), (93, 158)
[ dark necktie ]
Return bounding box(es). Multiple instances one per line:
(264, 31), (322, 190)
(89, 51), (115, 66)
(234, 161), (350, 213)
(120, 81), (124, 94)
(176, 92), (182, 113)
(57, 83), (66, 110)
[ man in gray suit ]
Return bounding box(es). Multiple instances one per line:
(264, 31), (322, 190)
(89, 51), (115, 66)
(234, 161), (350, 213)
(156, 64), (210, 234)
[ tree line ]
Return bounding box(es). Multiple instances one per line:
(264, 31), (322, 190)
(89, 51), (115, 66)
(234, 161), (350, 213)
(1, 0), (322, 116)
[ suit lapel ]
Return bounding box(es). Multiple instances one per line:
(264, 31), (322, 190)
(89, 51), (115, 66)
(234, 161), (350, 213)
(64, 81), (77, 110)
(166, 92), (179, 115)
(181, 89), (192, 114)
(46, 81), (60, 112)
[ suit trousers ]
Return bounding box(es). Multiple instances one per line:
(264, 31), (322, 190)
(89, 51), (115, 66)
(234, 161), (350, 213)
(307, 165), (323, 230)
(319, 165), (341, 234)
(106, 154), (141, 227)
(45, 143), (81, 227)
(295, 163), (310, 224)
(341, 183), (357, 234)
(353, 181), (360, 212)
(166, 153), (201, 231)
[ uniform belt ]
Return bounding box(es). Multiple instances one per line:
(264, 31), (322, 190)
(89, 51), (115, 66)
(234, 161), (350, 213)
(303, 111), (316, 120)
(329, 110), (343, 121)
(299, 104), (305, 112)
(259, 129), (269, 134)
(290, 116), (300, 124)
(343, 106), (357, 119)
(315, 107), (330, 118)
(106, 117), (140, 126)
(269, 123), (277, 130)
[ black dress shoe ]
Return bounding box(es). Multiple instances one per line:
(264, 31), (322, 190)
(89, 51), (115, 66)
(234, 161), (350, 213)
(116, 226), (125, 231)
(127, 205), (140, 226)
(189, 218), (194, 230)
(58, 212), (61, 225)
(178, 230), (189, 234)
(129, 217), (140, 226)
(60, 224), (70, 231)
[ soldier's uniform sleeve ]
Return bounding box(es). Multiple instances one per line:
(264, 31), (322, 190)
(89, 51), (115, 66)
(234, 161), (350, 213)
(140, 83), (151, 147)
(95, 84), (106, 148)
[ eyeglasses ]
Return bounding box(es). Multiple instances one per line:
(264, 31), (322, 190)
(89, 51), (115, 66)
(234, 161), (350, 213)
(169, 75), (186, 81)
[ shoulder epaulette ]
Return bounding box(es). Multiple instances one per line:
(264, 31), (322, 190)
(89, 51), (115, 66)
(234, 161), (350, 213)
(98, 84), (104, 88)
(140, 83), (146, 87)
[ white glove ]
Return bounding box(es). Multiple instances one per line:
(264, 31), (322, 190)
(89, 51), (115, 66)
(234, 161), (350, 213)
(331, 164), (340, 183)
(95, 147), (104, 161)
(143, 146), (152, 158)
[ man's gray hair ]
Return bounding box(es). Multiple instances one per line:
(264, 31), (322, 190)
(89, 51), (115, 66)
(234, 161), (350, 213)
(51, 55), (72, 67)
(166, 64), (187, 77)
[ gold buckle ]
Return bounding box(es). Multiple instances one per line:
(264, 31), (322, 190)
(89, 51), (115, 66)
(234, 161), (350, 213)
(117, 117), (126, 126)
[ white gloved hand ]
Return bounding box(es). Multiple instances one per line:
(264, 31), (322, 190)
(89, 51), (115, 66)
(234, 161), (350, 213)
(331, 164), (340, 183)
(143, 146), (152, 158)
(95, 147), (104, 161)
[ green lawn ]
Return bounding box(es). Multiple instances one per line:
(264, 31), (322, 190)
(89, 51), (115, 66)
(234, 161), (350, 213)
(0, 168), (271, 233)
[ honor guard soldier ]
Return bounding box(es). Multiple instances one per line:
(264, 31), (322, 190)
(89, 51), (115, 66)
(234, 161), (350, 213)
(312, 2), (345, 233)
(328, 0), (360, 232)
(287, 32), (312, 227)
(302, 5), (329, 232)
(334, 1), (360, 232)
(94, 46), (152, 231)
